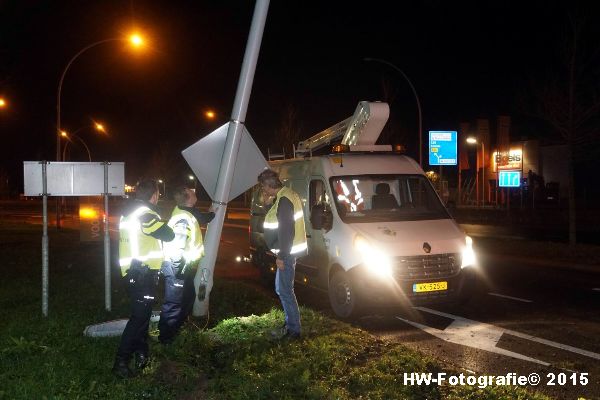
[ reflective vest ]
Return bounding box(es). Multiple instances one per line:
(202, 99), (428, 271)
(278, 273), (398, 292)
(263, 186), (307, 256)
(164, 206), (204, 266)
(118, 205), (166, 276)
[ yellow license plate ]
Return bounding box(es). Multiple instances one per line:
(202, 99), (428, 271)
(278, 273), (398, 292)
(413, 281), (448, 293)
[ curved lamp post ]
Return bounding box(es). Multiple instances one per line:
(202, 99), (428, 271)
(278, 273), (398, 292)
(55, 34), (144, 227)
(61, 122), (107, 161)
(364, 57), (423, 167)
(56, 34), (143, 162)
(61, 131), (91, 161)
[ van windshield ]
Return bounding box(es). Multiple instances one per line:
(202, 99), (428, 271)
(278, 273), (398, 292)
(330, 175), (449, 223)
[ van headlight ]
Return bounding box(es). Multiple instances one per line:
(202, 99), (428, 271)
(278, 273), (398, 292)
(354, 235), (392, 277)
(461, 235), (477, 268)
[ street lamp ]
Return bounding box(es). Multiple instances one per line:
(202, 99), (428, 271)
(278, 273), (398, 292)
(0, 97), (6, 109)
(61, 122), (107, 161)
(188, 174), (198, 192)
(364, 57), (423, 167)
(55, 32), (145, 227)
(61, 131), (91, 161)
(56, 33), (145, 162)
(204, 109), (216, 120)
(157, 179), (166, 197)
(94, 122), (106, 133)
(467, 137), (485, 206)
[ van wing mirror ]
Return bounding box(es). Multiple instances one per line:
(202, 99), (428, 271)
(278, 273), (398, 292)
(310, 204), (333, 232)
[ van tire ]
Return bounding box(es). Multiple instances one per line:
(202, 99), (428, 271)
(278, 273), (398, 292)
(328, 270), (362, 319)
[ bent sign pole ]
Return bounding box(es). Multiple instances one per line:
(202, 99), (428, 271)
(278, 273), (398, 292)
(192, 0), (270, 316)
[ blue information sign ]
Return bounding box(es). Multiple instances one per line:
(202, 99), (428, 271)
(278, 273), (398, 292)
(498, 171), (521, 187)
(429, 131), (457, 166)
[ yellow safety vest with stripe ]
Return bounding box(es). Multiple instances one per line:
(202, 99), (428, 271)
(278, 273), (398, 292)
(118, 204), (166, 276)
(263, 186), (307, 256)
(165, 206), (204, 266)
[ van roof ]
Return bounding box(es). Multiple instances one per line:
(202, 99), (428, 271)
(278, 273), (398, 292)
(269, 152), (424, 178)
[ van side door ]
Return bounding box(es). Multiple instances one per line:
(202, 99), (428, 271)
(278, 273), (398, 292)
(297, 178), (331, 288)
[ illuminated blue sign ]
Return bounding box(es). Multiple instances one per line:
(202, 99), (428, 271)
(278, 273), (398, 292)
(429, 131), (457, 166)
(499, 171), (521, 187)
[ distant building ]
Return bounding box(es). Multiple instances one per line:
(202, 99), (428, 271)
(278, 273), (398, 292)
(459, 116), (568, 207)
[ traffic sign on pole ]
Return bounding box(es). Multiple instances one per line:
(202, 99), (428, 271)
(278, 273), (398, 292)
(429, 131), (457, 166)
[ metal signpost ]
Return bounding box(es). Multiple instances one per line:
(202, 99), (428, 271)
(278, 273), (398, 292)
(24, 161), (125, 316)
(182, 0), (270, 317)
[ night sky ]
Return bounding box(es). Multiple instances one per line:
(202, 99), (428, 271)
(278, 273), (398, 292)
(1, 0), (598, 191)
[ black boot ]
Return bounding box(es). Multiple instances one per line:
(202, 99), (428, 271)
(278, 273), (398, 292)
(134, 352), (150, 370)
(112, 357), (134, 379)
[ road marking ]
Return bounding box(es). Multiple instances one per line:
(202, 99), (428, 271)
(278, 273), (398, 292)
(593, 288), (600, 292)
(397, 307), (600, 366)
(488, 292), (532, 303)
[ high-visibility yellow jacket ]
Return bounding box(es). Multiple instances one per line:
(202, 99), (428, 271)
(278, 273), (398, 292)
(263, 186), (307, 257)
(164, 206), (204, 269)
(118, 201), (173, 276)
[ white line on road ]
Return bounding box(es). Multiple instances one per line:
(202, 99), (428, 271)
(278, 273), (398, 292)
(397, 307), (600, 365)
(488, 292), (533, 303)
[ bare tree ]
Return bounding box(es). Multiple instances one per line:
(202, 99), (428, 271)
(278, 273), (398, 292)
(377, 75), (410, 147)
(531, 14), (600, 245)
(150, 141), (185, 187)
(275, 103), (301, 158)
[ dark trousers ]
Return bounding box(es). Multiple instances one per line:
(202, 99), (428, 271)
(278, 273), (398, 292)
(179, 268), (197, 324)
(116, 266), (159, 361)
(158, 263), (196, 343)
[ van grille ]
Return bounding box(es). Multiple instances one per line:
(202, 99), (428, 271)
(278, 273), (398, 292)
(393, 253), (461, 280)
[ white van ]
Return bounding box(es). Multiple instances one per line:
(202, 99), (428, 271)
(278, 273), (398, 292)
(249, 102), (477, 318)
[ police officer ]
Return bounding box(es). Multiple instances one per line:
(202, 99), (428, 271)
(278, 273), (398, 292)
(160, 183), (213, 344)
(112, 179), (175, 378)
(258, 169), (307, 339)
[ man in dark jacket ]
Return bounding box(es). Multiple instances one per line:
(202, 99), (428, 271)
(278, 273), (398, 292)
(258, 169), (307, 339)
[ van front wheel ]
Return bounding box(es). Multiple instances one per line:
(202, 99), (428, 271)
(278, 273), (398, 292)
(328, 270), (362, 319)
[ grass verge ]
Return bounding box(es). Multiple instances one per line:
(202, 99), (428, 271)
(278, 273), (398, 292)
(0, 223), (551, 399)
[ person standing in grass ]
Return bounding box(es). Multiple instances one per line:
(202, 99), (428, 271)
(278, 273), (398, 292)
(113, 179), (175, 378)
(258, 169), (307, 339)
(160, 183), (214, 344)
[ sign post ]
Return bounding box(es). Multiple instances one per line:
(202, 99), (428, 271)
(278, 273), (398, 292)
(429, 131), (457, 202)
(24, 161), (124, 315)
(182, 0), (270, 317)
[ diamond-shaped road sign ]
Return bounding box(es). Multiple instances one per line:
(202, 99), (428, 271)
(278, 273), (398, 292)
(182, 122), (269, 202)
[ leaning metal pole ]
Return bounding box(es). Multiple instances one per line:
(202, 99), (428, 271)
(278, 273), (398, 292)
(192, 0), (270, 316)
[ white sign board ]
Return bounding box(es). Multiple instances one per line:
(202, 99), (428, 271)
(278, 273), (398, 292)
(182, 122), (268, 202)
(23, 161), (125, 196)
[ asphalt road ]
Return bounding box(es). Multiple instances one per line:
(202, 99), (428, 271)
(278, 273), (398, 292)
(215, 224), (600, 400)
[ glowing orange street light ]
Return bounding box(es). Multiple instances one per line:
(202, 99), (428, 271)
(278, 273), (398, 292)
(55, 32), (148, 227)
(205, 110), (216, 120)
(129, 33), (144, 48)
(0, 98), (6, 108)
(94, 122), (106, 133)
